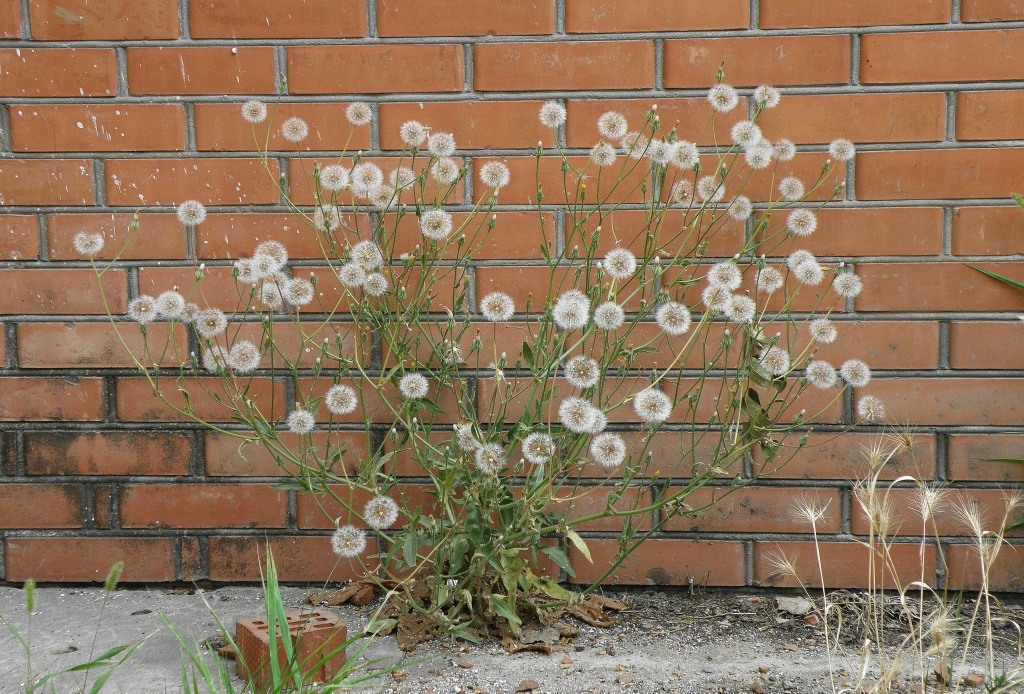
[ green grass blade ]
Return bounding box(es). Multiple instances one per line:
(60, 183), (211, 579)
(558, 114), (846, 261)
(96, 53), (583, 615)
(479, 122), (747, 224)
(966, 264), (1024, 291)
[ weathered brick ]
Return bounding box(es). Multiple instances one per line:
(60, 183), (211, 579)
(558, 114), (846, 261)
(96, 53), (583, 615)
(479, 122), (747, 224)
(120, 484), (287, 528)
(859, 149), (1024, 200)
(664, 36), (850, 88)
(760, 0), (949, 27)
(194, 103), (372, 152)
(379, 101), (551, 150)
(956, 90), (1024, 141)
(867, 378), (1024, 426)
(205, 430), (367, 477)
(30, 0), (178, 39)
(962, 0), (1024, 21)
(378, 0), (554, 36)
(950, 321), (1024, 369)
(856, 262), (1024, 311)
(116, 377), (286, 423)
(189, 0), (365, 38)
(18, 322), (187, 368)
(105, 158), (280, 206)
(47, 213), (186, 260)
(0, 268), (126, 315)
(0, 2), (20, 37)
(946, 542), (1024, 591)
(0, 48), (116, 96)
(0, 377), (105, 421)
(6, 537), (176, 582)
(952, 206), (1024, 256)
(565, 98), (743, 147)
(0, 215), (40, 261)
(288, 45), (464, 94)
(665, 487), (841, 534)
(754, 541), (936, 588)
(0, 159), (94, 206)
(862, 30), (1024, 84)
(475, 41), (655, 92)
(10, 104), (185, 153)
(127, 47), (276, 95)
(947, 434), (1024, 483)
(207, 536), (373, 582)
(25, 431), (192, 476)
(0, 484), (84, 528)
(567, 0), (748, 32)
(764, 207), (944, 258)
(569, 539), (746, 586)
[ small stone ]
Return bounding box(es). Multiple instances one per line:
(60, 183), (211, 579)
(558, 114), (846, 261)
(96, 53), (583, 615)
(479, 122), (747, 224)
(750, 682), (765, 694)
(758, 665), (771, 674)
(933, 662), (951, 685)
(456, 661), (474, 669)
(961, 673), (985, 688)
(803, 614), (820, 627)
(776, 597), (814, 616)
(617, 673), (633, 684)
(781, 643), (799, 652)
(749, 596), (763, 605)
(516, 680), (540, 692)
(562, 656), (574, 665)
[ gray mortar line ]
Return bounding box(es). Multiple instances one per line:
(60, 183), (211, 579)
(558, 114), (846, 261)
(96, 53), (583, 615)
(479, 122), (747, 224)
(366, 0), (377, 39)
(178, 0), (190, 39)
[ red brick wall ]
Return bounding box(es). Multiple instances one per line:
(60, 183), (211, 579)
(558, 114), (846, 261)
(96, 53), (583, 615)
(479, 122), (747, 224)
(2, 1), (1023, 590)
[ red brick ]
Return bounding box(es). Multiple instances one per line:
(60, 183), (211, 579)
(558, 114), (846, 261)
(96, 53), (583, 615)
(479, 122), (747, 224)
(389, 211), (552, 260)
(379, 101), (551, 150)
(29, 0), (178, 39)
(195, 213), (364, 260)
(755, 541), (936, 589)
(472, 155), (650, 206)
(962, 0), (1024, 21)
(139, 265), (256, 313)
(0, 268), (126, 315)
(867, 378), (1024, 426)
(288, 45), (463, 94)
(0, 377), (104, 421)
(947, 434), (1024, 483)
(285, 157), (463, 206)
(851, 488), (1021, 538)
(10, 104), (185, 153)
(0, 215), (39, 261)
(808, 320), (940, 370)
(6, 537), (176, 583)
(117, 377), (286, 423)
(475, 41), (654, 92)
(758, 93), (945, 144)
(207, 536), (373, 582)
(952, 206), (1024, 256)
(105, 158), (280, 206)
(861, 30), (1024, 84)
(946, 542), (1024, 591)
(859, 149), (1024, 200)
(0, 2), (20, 37)
(950, 321), (1024, 369)
(0, 48), (115, 97)
(856, 262), (1024, 312)
(18, 322), (187, 368)
(665, 487), (840, 534)
(548, 486), (652, 532)
(956, 91), (1024, 141)
(48, 213), (186, 261)
(205, 430), (367, 477)
(94, 487), (110, 529)
(0, 159), (94, 206)
(127, 47), (276, 95)
(181, 537), (202, 581)
(189, 0), (365, 38)
(765, 207), (943, 258)
(299, 375), (461, 425)
(25, 431), (192, 476)
(773, 432), (938, 481)
(378, 0), (554, 36)
(569, 208), (746, 260)
(120, 484), (287, 529)
(195, 103), (372, 152)
(569, 538), (746, 586)
(565, 98), (744, 148)
(296, 484), (436, 530)
(0, 484), (83, 528)
(760, 0), (949, 27)
(567, 0), (747, 32)
(664, 36), (850, 88)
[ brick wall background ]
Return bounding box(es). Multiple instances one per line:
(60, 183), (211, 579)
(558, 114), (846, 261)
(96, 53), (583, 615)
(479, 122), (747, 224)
(2, 0), (1024, 590)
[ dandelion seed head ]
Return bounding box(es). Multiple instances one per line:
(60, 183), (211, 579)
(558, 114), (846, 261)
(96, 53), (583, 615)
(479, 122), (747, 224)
(647, 139), (677, 166)
(287, 409), (315, 434)
(701, 284), (731, 314)
(697, 175), (725, 203)
(621, 131), (650, 159)
(856, 395), (885, 423)
(522, 432), (555, 465)
(754, 85), (781, 109)
(584, 407), (607, 435)
(728, 195), (753, 221)
(758, 346), (791, 376)
(633, 388), (672, 424)
(319, 165), (349, 192)
(670, 179), (694, 206)
(228, 340), (261, 373)
(345, 102), (373, 127)
(398, 373), (429, 400)
(773, 139), (797, 162)
(312, 204), (342, 233)
(479, 160), (511, 189)
(793, 259), (825, 286)
(127, 295), (157, 324)
(284, 277), (315, 306)
(474, 442), (505, 475)
(155, 290), (186, 319)
(788, 209), (817, 237)
(419, 208), (454, 241)
(565, 355), (600, 389)
(176, 200), (207, 226)
(368, 184), (396, 209)
(339, 262), (367, 288)
(350, 162), (385, 198)
(431, 157), (461, 186)
(390, 166), (416, 190)
(202, 345), (229, 373)
(655, 301), (692, 336)
(603, 248), (637, 280)
(829, 138), (856, 162)
(590, 432), (627, 470)
(331, 524), (366, 558)
(281, 116), (309, 143)
(708, 84), (739, 113)
(325, 384), (358, 415)
(779, 176), (804, 201)
(590, 142), (618, 167)
(672, 141), (700, 170)
(73, 232), (104, 256)
(241, 100), (267, 124)
(593, 301), (625, 330)
(805, 360), (837, 389)
(350, 240), (384, 270)
(553, 290), (590, 331)
(840, 359), (871, 388)
(745, 142), (774, 170)
(730, 120), (762, 149)
(756, 266), (784, 294)
(707, 261), (743, 290)
(597, 111), (628, 140)
(809, 317), (838, 344)
(539, 101), (567, 128)
(480, 291), (515, 322)
(833, 272), (863, 298)
(363, 272), (389, 297)
(559, 396), (597, 433)
(399, 120), (427, 147)
(195, 308), (227, 338)
(427, 132), (456, 158)
(725, 294), (756, 324)
(786, 249), (816, 272)
(364, 496), (399, 530)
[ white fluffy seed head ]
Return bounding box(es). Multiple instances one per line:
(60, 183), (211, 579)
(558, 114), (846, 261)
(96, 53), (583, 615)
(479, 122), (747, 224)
(281, 116), (309, 143)
(670, 179), (694, 206)
(155, 291), (186, 319)
(431, 157), (462, 186)
(479, 160), (511, 189)
(788, 209), (818, 237)
(284, 277), (315, 306)
(647, 139), (678, 166)
(672, 141), (700, 170)
(522, 432), (555, 465)
(593, 301), (625, 330)
(320, 165), (349, 192)
(128, 295), (157, 324)
(390, 166), (416, 190)
(793, 259), (825, 286)
(779, 176), (805, 201)
(728, 195), (753, 221)
(345, 102), (373, 126)
(701, 284), (731, 314)
(806, 360), (838, 389)
(195, 309), (227, 338)
(350, 240), (384, 270)
(559, 396), (597, 433)
(287, 409), (315, 434)
(474, 442), (505, 475)
(350, 162), (385, 198)
(840, 359), (871, 388)
(427, 132), (456, 158)
(773, 139), (797, 162)
(756, 266), (784, 294)
(564, 355), (600, 389)
(833, 272), (863, 298)
(364, 496), (399, 530)
(241, 100), (267, 124)
(731, 120), (763, 149)
(597, 110), (628, 139)
(758, 346), (791, 377)
(325, 384), (358, 415)
(829, 138), (856, 162)
(707, 84), (739, 113)
(857, 395), (885, 423)
(228, 340), (261, 373)
(552, 290), (590, 331)
(696, 175), (725, 202)
(633, 388), (672, 424)
(753, 85), (781, 109)
(590, 142), (618, 167)
(655, 302), (692, 336)
(603, 248), (637, 280)
(399, 120), (427, 147)
(363, 272), (389, 297)
(708, 261), (743, 290)
(480, 291), (515, 322)
(73, 232), (104, 256)
(419, 208), (454, 241)
(176, 200), (207, 226)
(331, 525), (366, 558)
(539, 101), (567, 128)
(809, 317), (838, 344)
(745, 142), (774, 170)
(725, 294), (756, 324)
(399, 373), (429, 400)
(339, 262), (367, 288)
(590, 432), (627, 470)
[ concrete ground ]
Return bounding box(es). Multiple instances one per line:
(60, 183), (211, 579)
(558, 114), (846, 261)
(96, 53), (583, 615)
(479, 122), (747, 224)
(0, 584), (1011, 693)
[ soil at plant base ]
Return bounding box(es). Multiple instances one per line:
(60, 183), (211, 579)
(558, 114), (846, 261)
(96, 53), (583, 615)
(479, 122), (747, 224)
(0, 584), (1020, 693)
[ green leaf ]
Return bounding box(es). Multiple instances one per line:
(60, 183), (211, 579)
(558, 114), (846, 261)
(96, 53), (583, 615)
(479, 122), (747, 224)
(565, 529), (592, 564)
(966, 264), (1024, 291)
(488, 593), (522, 629)
(983, 457), (1024, 464)
(1012, 192), (1024, 209)
(540, 546), (575, 577)
(522, 341), (534, 368)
